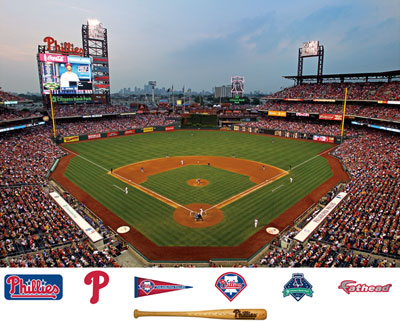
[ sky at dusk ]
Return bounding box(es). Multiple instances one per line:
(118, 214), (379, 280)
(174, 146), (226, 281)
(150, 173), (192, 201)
(0, 0), (399, 94)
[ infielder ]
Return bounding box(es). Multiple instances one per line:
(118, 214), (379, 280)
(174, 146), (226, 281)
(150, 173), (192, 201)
(254, 218), (258, 228)
(125, 187), (128, 194)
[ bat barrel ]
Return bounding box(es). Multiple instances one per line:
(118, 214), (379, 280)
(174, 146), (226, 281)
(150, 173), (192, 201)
(134, 309), (267, 320)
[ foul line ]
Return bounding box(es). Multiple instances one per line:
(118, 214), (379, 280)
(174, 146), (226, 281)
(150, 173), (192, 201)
(272, 184), (284, 192)
(206, 171), (288, 212)
(113, 185), (124, 192)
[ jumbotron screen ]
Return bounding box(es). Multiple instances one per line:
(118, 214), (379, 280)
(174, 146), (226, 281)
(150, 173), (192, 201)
(39, 53), (93, 95)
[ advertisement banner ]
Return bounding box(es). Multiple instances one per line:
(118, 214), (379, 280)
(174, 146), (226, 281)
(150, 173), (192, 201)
(88, 133), (101, 140)
(63, 136), (79, 143)
(296, 112), (310, 117)
(313, 135), (335, 143)
(143, 127), (154, 133)
(268, 111), (287, 117)
(313, 99), (336, 103)
(295, 192), (348, 242)
(319, 114), (342, 121)
(124, 129), (135, 135)
(107, 131), (119, 137)
(165, 126), (175, 132)
(39, 53), (68, 63)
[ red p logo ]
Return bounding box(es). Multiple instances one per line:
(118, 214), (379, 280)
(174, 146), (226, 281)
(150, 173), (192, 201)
(84, 271), (110, 304)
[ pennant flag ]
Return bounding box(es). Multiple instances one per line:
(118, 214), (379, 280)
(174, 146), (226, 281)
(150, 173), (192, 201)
(135, 277), (192, 298)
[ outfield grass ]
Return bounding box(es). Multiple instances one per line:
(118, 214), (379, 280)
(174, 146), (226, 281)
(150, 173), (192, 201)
(63, 130), (333, 246)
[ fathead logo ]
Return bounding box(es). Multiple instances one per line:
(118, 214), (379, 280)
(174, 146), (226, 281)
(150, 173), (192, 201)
(338, 280), (392, 294)
(4, 274), (63, 300)
(84, 271), (109, 304)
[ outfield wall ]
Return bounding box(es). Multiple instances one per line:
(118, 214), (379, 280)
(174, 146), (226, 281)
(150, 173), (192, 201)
(57, 124), (180, 144)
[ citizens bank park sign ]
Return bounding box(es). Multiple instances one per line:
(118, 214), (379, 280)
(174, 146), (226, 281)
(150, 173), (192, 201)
(42, 36), (84, 56)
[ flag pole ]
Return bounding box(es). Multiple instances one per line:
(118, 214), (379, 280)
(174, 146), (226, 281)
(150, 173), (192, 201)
(340, 87), (347, 143)
(49, 89), (57, 139)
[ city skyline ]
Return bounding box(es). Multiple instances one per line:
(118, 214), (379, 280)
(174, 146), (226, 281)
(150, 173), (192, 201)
(0, 0), (399, 94)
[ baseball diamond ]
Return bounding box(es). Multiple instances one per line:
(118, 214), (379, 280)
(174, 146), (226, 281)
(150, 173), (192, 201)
(52, 130), (348, 260)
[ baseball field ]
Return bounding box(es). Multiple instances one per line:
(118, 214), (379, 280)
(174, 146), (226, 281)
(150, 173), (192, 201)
(52, 130), (348, 261)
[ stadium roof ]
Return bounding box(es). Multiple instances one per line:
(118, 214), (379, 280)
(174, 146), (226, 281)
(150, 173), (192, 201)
(283, 70), (400, 83)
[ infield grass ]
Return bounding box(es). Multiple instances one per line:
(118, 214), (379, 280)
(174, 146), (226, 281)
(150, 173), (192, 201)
(63, 130), (334, 246)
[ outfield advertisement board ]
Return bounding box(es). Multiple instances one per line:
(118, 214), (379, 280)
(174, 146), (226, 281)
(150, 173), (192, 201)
(143, 127), (154, 133)
(107, 131), (119, 137)
(313, 135), (335, 143)
(63, 136), (79, 143)
(88, 133), (101, 140)
(165, 126), (175, 132)
(124, 129), (135, 135)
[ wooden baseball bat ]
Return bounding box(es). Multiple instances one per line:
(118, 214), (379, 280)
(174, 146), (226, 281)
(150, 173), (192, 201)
(134, 309), (267, 320)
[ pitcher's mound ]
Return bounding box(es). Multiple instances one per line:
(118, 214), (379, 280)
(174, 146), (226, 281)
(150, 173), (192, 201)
(174, 203), (224, 228)
(187, 179), (209, 187)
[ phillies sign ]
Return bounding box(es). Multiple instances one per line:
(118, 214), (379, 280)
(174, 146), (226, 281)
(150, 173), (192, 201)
(43, 36), (84, 56)
(4, 274), (63, 300)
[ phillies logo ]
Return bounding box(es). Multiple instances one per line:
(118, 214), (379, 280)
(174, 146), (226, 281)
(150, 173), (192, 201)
(4, 275), (63, 300)
(338, 280), (392, 294)
(215, 272), (247, 301)
(139, 280), (155, 294)
(84, 271), (109, 304)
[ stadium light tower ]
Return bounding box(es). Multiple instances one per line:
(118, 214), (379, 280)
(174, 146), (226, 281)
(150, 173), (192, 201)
(148, 81), (157, 106)
(297, 40), (324, 85)
(82, 19), (111, 103)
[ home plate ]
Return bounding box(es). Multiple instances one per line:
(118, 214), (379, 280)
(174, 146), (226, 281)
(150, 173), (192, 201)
(266, 227), (280, 235)
(117, 226), (130, 234)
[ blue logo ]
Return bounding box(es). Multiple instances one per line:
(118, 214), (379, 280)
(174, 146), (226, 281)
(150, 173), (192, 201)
(283, 273), (313, 302)
(215, 272), (247, 301)
(5, 275), (63, 300)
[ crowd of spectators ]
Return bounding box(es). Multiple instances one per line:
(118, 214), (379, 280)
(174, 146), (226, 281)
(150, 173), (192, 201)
(0, 90), (26, 103)
(267, 81), (400, 101)
(259, 241), (395, 267)
(0, 127), (64, 186)
(241, 118), (365, 137)
(261, 102), (400, 121)
(0, 126), (124, 267)
(311, 132), (400, 257)
(0, 108), (43, 121)
(48, 104), (132, 118)
(259, 130), (399, 267)
(55, 115), (176, 137)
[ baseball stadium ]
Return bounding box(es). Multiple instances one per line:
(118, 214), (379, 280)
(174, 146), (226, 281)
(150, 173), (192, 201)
(0, 21), (399, 268)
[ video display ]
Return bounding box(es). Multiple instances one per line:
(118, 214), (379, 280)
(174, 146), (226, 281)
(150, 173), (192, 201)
(39, 53), (92, 95)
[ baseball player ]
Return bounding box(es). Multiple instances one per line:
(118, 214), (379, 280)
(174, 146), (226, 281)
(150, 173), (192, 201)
(290, 177), (293, 183)
(125, 187), (128, 194)
(181, 159), (184, 166)
(197, 178), (201, 185)
(140, 167), (144, 173)
(200, 208), (204, 216)
(254, 218), (258, 228)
